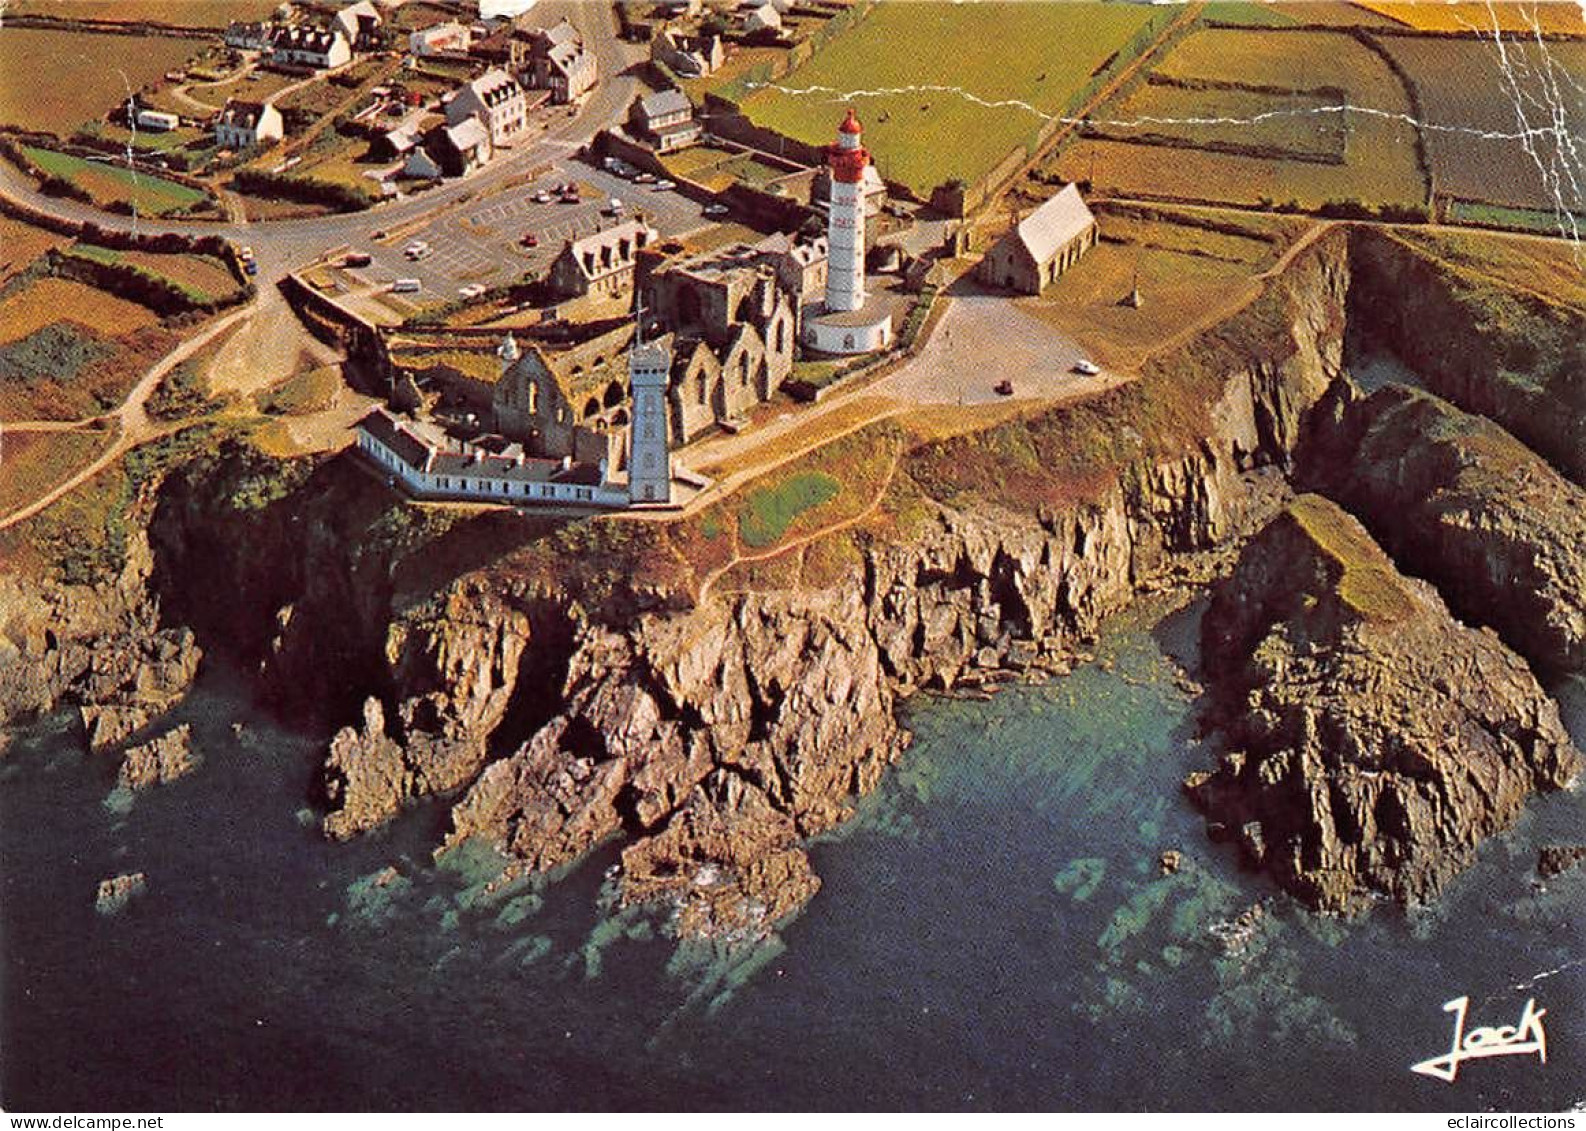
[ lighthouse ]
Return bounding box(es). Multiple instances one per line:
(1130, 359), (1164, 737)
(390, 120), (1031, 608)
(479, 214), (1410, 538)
(802, 108), (895, 357)
(825, 107), (867, 313)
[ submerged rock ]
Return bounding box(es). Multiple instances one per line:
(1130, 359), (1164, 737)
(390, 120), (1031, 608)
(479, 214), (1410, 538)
(1191, 495), (1581, 913)
(118, 724), (197, 791)
(1537, 845), (1586, 879)
(95, 872), (148, 915)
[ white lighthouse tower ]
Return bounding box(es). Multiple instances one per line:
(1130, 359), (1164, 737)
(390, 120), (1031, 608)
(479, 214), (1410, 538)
(803, 107), (893, 356)
(825, 107), (867, 313)
(627, 330), (672, 505)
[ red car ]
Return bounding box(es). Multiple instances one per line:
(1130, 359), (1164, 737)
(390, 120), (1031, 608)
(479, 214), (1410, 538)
(521, 232), (539, 248)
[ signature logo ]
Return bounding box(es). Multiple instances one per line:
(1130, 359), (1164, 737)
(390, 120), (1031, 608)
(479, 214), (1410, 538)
(1411, 995), (1548, 1083)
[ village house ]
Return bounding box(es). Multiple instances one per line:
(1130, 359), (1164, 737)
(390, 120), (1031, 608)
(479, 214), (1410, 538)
(432, 117), (494, 176)
(332, 0), (383, 51)
(409, 21), (473, 57)
(977, 183), (1097, 294)
(627, 90), (702, 153)
(223, 20), (276, 51)
(650, 29), (725, 79)
(272, 25), (352, 70)
(214, 99), (284, 150)
(547, 219), (658, 300)
(524, 19), (598, 103)
(445, 68), (530, 148)
(742, 2), (782, 36)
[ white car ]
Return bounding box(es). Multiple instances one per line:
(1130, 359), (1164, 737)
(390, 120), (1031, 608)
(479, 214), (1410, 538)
(403, 240), (431, 260)
(458, 284), (486, 299)
(651, 179), (675, 192)
(702, 203), (729, 217)
(1072, 359), (1101, 376)
(533, 190), (552, 204)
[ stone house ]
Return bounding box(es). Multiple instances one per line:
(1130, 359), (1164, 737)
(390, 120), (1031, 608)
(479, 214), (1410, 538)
(977, 183), (1097, 294)
(627, 89), (702, 153)
(271, 25), (351, 70)
(650, 29), (724, 78)
(547, 219), (658, 300)
(525, 19), (598, 103)
(214, 99), (284, 150)
(445, 68), (530, 148)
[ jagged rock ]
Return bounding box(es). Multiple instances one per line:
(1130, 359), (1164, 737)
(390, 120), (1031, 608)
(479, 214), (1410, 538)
(95, 872), (147, 915)
(323, 697), (412, 841)
(118, 724), (197, 791)
(1537, 845), (1586, 879)
(1159, 850), (1183, 875)
(80, 705), (153, 755)
(1192, 495), (1581, 913)
(1298, 381), (1586, 675)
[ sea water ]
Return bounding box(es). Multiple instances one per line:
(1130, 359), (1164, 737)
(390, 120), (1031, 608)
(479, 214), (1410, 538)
(2, 597), (1581, 1111)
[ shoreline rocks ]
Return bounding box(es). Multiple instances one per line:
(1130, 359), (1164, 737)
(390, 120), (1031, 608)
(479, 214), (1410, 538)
(1189, 495), (1581, 913)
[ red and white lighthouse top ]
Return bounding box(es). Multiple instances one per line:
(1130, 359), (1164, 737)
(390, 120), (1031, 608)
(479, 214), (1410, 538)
(828, 108), (868, 184)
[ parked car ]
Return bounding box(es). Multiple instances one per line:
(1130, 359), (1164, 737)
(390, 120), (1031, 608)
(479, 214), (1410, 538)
(994, 379), (1014, 396)
(652, 179), (675, 192)
(1072, 359), (1100, 376)
(601, 197), (623, 217)
(520, 232), (539, 247)
(458, 283), (486, 299)
(635, 172), (656, 185)
(702, 203), (729, 217)
(403, 240), (431, 260)
(342, 252), (372, 268)
(370, 229), (388, 240)
(391, 278), (422, 293)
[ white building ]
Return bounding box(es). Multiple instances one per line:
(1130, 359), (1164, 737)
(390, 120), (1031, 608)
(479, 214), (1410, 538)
(446, 68), (529, 148)
(409, 21), (472, 57)
(525, 19), (597, 103)
(214, 99), (284, 150)
(802, 109), (893, 355)
(272, 25), (352, 70)
(355, 407), (629, 508)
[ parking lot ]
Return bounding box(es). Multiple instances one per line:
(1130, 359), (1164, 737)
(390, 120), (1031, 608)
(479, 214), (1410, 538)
(343, 158), (710, 299)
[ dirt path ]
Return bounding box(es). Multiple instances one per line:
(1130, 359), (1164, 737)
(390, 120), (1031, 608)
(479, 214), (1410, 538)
(0, 302), (258, 531)
(696, 440), (905, 602)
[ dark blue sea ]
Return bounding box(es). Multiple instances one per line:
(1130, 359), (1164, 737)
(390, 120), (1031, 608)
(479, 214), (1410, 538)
(2, 596), (1582, 1111)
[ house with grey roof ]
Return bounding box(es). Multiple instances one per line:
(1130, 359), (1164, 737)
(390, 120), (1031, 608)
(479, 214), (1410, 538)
(548, 219), (658, 299)
(628, 89), (702, 152)
(976, 184), (1097, 294)
(214, 99), (283, 150)
(525, 19), (597, 103)
(445, 67), (531, 148)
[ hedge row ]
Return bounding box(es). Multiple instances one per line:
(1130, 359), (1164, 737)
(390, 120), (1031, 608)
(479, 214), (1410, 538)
(52, 247), (254, 317)
(232, 167), (374, 211)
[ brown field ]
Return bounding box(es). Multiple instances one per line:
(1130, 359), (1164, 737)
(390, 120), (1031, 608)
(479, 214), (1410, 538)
(1054, 28), (1427, 210)
(0, 28), (198, 135)
(0, 428), (115, 522)
(1355, 1), (1585, 32)
(9, 1), (279, 26)
(1013, 209), (1308, 368)
(0, 277), (157, 344)
(117, 248), (243, 298)
(0, 215), (68, 283)
(1376, 35), (1586, 212)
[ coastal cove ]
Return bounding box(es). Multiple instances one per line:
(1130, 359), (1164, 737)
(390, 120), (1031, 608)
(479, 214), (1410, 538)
(3, 602), (1581, 1112)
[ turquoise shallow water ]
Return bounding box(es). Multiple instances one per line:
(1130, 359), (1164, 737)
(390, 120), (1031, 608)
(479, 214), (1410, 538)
(2, 596), (1582, 1111)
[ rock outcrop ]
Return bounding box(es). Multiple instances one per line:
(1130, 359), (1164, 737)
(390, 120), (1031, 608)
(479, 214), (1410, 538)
(118, 723), (197, 791)
(94, 872), (148, 915)
(0, 527), (201, 738)
(1190, 495), (1581, 913)
(1298, 381), (1586, 675)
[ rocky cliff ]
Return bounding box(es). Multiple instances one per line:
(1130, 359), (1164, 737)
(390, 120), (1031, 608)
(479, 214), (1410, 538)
(1190, 494), (1581, 913)
(262, 234), (1349, 936)
(1298, 381), (1586, 675)
(1347, 227), (1584, 484)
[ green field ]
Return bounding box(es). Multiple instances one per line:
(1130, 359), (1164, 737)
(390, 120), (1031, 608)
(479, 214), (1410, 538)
(22, 145), (208, 216)
(9, 1), (279, 26)
(738, 471), (842, 548)
(739, 1), (1160, 196)
(0, 27), (197, 135)
(1095, 79), (1346, 164)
